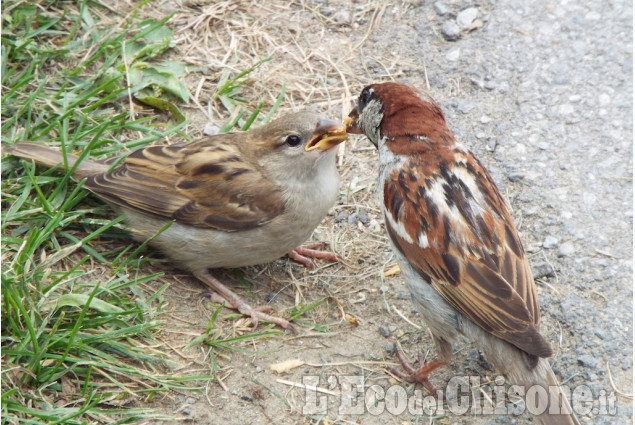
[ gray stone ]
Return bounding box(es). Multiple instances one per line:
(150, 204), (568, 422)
(333, 10), (351, 24)
(378, 325), (391, 337)
(507, 172), (524, 182)
(457, 101), (475, 114)
(457, 7), (479, 30)
(320, 6), (335, 17)
(558, 242), (575, 257)
(434, 1), (451, 16)
(578, 355), (598, 368)
(203, 123), (220, 136)
(442, 21), (461, 41)
(543, 236), (559, 249)
(532, 261), (555, 279)
(335, 210), (349, 223)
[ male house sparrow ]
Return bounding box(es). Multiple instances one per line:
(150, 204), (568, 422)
(7, 111), (347, 330)
(347, 83), (580, 425)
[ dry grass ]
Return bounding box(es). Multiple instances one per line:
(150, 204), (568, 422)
(3, 0), (440, 423)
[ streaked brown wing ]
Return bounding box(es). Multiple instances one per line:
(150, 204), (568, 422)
(383, 154), (551, 358)
(84, 136), (284, 231)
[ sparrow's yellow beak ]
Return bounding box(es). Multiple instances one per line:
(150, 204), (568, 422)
(305, 118), (348, 151)
(345, 107), (362, 134)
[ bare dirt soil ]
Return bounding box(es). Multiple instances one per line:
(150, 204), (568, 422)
(106, 1), (632, 424)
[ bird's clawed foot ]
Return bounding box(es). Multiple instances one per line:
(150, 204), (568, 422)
(288, 243), (342, 269)
(388, 342), (445, 396)
(198, 271), (295, 332)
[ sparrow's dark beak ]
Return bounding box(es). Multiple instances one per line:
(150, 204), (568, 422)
(345, 106), (362, 134)
(305, 118), (348, 152)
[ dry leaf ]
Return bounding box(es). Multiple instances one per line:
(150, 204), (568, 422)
(344, 313), (359, 325)
(383, 263), (401, 277)
(269, 359), (305, 374)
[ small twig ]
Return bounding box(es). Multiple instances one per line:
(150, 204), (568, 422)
(276, 378), (339, 396)
(594, 249), (620, 259)
(304, 360), (398, 367)
(353, 3), (387, 51)
(391, 304), (422, 330)
(254, 377), (292, 408)
(606, 361), (633, 398)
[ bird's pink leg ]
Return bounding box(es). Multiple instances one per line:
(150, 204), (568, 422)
(197, 270), (294, 331)
(288, 243), (342, 269)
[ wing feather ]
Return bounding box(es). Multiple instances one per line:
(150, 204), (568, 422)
(384, 153), (551, 357)
(84, 136), (284, 231)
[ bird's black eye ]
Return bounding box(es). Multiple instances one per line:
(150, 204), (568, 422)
(359, 86), (374, 109)
(285, 135), (302, 147)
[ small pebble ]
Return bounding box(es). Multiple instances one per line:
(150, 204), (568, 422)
(335, 210), (349, 223)
(442, 21), (461, 41)
(543, 236), (559, 249)
(379, 325), (391, 337)
(594, 330), (607, 340)
(203, 123), (220, 136)
(532, 261), (555, 279)
(368, 219), (382, 233)
(457, 101), (475, 114)
(357, 208), (369, 224)
(558, 242), (575, 257)
(320, 6), (335, 17)
(385, 343), (395, 353)
(507, 172), (524, 182)
(456, 7), (479, 30)
(578, 355), (598, 368)
(333, 10), (350, 24)
(187, 397), (196, 404)
(434, 1), (451, 16)
(348, 208), (369, 224)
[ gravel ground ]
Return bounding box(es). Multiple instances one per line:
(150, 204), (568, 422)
(361, 0), (633, 423)
(139, 1), (633, 424)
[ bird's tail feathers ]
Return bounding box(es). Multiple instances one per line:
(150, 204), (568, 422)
(5, 142), (107, 179)
(535, 363), (582, 425)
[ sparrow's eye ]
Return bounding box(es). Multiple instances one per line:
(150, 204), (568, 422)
(359, 86), (374, 109)
(285, 135), (302, 147)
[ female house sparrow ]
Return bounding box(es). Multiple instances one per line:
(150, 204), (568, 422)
(7, 111), (347, 330)
(347, 83), (580, 425)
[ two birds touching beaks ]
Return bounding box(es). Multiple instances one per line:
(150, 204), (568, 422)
(6, 82), (580, 425)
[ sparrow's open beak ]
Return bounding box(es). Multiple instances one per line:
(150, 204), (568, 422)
(344, 107), (362, 134)
(305, 118), (348, 152)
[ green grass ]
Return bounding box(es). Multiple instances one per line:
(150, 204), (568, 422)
(1, 1), (285, 424)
